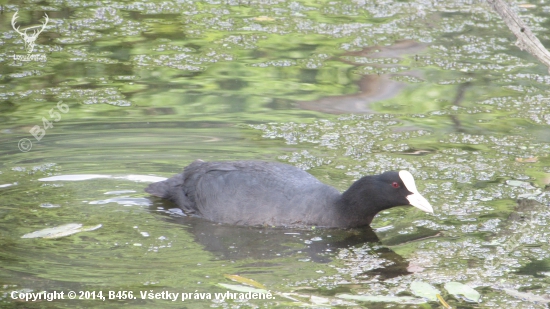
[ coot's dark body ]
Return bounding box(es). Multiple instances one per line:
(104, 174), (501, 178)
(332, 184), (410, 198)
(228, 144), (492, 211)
(145, 160), (433, 228)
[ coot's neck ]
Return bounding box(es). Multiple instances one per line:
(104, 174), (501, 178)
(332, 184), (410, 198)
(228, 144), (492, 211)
(336, 175), (391, 227)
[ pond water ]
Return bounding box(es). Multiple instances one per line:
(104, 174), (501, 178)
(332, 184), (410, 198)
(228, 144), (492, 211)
(1, 0), (550, 308)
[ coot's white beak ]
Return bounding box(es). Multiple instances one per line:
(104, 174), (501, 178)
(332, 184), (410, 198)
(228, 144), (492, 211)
(399, 170), (434, 213)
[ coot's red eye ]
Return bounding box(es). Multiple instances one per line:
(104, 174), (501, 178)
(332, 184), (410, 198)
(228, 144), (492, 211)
(392, 182), (400, 188)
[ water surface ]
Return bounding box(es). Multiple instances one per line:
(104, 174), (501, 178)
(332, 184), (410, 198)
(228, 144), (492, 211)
(1, 0), (550, 308)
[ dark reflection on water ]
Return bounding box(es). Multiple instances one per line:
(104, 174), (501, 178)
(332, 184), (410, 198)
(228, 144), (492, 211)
(299, 40), (427, 114)
(151, 203), (417, 280)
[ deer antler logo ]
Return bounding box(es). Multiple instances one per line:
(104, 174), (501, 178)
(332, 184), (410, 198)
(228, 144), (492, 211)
(11, 11), (49, 53)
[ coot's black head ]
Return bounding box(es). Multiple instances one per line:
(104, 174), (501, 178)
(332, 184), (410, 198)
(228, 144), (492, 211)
(340, 170), (433, 225)
(373, 170), (433, 213)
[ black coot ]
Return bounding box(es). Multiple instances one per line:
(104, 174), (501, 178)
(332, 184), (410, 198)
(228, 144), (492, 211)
(145, 160), (433, 228)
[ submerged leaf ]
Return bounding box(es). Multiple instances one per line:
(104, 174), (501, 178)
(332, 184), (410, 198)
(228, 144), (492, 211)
(217, 283), (268, 294)
(22, 223), (102, 239)
(253, 16), (275, 21)
(410, 281), (440, 301)
(444, 282), (480, 302)
(82, 224), (103, 232)
(337, 293), (425, 304)
(22, 224), (83, 239)
(224, 274), (267, 289)
(515, 157), (538, 163)
(309, 295), (330, 305)
(503, 289), (550, 303)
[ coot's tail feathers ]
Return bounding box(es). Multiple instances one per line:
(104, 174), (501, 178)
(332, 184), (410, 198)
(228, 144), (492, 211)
(145, 160), (206, 214)
(145, 160), (205, 198)
(144, 173), (184, 198)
